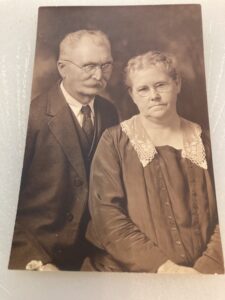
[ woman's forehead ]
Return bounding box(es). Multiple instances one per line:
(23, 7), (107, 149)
(130, 65), (171, 84)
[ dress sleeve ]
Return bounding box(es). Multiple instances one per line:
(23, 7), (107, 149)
(193, 224), (224, 274)
(193, 130), (224, 274)
(88, 128), (168, 272)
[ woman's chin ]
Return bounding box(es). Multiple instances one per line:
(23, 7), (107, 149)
(143, 111), (168, 120)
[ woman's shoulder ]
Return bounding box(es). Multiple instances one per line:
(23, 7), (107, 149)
(180, 117), (210, 142)
(105, 115), (139, 138)
(99, 115), (141, 156)
(181, 117), (212, 163)
(100, 122), (128, 148)
(180, 117), (202, 134)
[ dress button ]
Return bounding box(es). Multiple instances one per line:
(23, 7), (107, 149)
(171, 226), (177, 231)
(169, 220), (175, 225)
(180, 254), (185, 258)
(66, 213), (74, 222)
(192, 203), (198, 209)
(165, 201), (170, 206)
(168, 216), (173, 219)
(175, 240), (182, 245)
(74, 178), (83, 187)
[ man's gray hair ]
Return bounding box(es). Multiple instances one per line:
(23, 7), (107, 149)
(124, 51), (180, 88)
(59, 29), (111, 60)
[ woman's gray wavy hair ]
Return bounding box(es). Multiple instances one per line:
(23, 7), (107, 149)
(124, 51), (180, 88)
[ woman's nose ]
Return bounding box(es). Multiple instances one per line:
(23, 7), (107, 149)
(149, 87), (160, 101)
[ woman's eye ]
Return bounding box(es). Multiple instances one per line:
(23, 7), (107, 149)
(155, 82), (168, 88)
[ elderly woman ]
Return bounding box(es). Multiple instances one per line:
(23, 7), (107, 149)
(83, 51), (224, 273)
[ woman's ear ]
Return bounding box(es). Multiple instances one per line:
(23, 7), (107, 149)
(57, 61), (66, 79)
(176, 75), (182, 93)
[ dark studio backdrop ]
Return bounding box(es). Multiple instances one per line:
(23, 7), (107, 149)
(31, 5), (209, 127)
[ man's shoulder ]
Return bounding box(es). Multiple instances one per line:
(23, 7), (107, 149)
(30, 91), (48, 113)
(95, 95), (116, 110)
(30, 84), (59, 111)
(27, 83), (61, 130)
(95, 96), (119, 128)
(95, 95), (118, 119)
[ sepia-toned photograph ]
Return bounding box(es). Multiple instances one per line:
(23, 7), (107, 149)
(8, 5), (224, 274)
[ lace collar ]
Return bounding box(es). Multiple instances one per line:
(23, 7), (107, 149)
(120, 115), (207, 169)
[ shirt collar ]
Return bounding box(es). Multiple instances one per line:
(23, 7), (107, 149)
(60, 82), (95, 117)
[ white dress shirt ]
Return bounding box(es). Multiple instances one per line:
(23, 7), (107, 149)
(60, 82), (95, 127)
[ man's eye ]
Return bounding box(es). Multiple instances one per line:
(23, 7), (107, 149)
(102, 63), (112, 70)
(137, 86), (149, 92)
(83, 64), (96, 71)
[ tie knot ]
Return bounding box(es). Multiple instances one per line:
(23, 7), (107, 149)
(81, 105), (92, 117)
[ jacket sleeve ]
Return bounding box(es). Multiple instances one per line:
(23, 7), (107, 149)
(88, 128), (168, 272)
(8, 222), (52, 269)
(9, 103), (52, 269)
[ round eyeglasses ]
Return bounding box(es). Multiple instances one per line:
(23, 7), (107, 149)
(61, 59), (113, 74)
(134, 81), (173, 97)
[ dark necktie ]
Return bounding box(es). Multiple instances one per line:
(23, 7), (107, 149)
(81, 105), (94, 145)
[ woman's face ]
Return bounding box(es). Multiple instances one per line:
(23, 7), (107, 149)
(129, 65), (181, 121)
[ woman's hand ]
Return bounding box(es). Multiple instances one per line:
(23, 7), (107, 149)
(157, 260), (200, 274)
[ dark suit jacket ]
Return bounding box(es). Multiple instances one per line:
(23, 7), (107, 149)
(9, 83), (118, 270)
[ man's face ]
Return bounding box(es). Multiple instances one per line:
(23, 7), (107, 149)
(129, 65), (181, 121)
(58, 36), (113, 104)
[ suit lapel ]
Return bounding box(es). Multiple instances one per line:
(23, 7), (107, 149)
(46, 84), (87, 182)
(88, 97), (103, 156)
(94, 97), (103, 141)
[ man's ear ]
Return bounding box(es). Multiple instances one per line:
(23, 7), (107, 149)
(128, 87), (133, 99)
(57, 61), (66, 79)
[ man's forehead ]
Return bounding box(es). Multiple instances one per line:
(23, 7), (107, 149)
(79, 34), (109, 46)
(67, 38), (112, 62)
(65, 35), (109, 52)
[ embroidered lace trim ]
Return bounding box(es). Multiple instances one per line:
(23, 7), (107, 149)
(120, 115), (207, 169)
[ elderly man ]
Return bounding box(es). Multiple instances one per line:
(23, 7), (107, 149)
(9, 30), (118, 271)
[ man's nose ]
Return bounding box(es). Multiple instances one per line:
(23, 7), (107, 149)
(92, 66), (103, 80)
